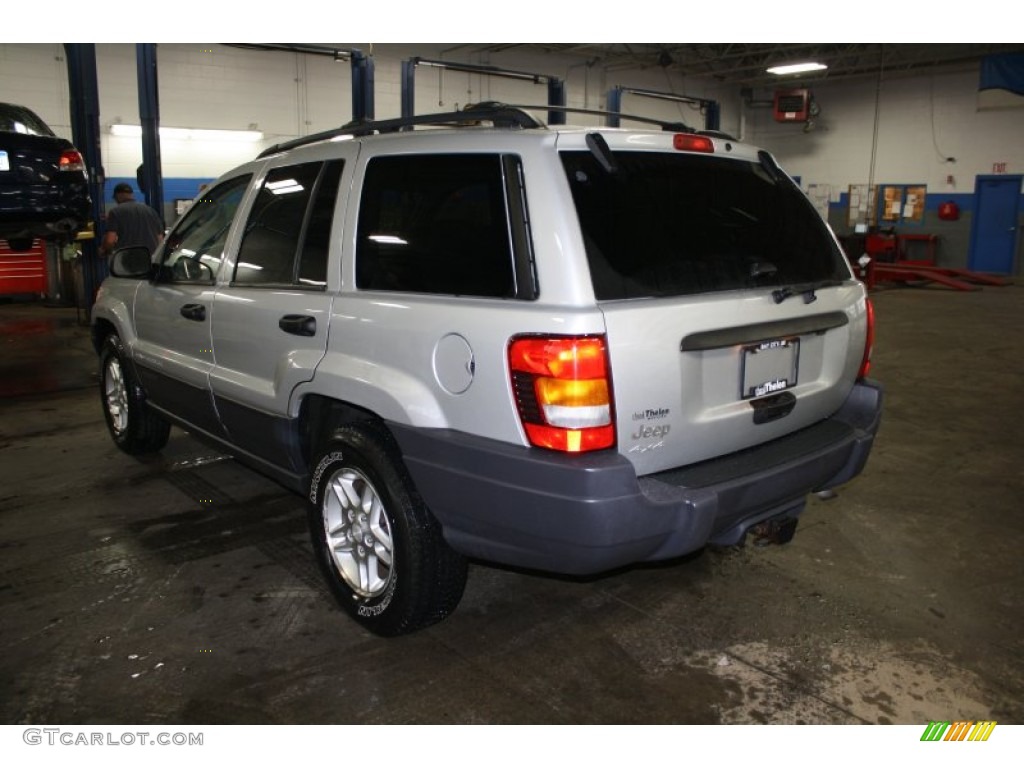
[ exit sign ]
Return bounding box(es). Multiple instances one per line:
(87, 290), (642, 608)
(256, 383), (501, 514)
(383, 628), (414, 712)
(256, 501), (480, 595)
(992, 162), (1008, 173)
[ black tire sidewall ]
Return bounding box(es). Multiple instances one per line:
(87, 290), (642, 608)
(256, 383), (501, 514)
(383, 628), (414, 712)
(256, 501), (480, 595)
(99, 334), (169, 454)
(99, 334), (134, 451)
(308, 428), (417, 635)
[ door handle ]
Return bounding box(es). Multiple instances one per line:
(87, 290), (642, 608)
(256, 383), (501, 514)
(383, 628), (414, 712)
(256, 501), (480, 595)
(279, 314), (316, 337)
(180, 303), (206, 321)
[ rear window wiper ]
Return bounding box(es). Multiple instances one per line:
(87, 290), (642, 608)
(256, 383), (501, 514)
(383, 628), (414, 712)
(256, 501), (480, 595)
(772, 279), (843, 305)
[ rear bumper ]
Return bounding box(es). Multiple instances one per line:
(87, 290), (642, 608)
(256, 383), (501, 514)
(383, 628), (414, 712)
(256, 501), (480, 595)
(390, 378), (883, 575)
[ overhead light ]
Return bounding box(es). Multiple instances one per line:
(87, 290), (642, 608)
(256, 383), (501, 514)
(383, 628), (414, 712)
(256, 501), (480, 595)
(266, 178), (304, 195)
(109, 124), (264, 142)
(766, 62), (828, 76)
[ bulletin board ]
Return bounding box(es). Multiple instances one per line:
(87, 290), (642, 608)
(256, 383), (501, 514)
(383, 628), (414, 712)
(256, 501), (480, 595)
(847, 184), (877, 228)
(806, 183), (832, 221)
(902, 186), (927, 223)
(879, 184), (927, 225)
(881, 185), (903, 222)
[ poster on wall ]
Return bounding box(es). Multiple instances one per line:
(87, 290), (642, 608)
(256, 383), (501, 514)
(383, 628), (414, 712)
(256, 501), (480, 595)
(847, 184), (877, 228)
(879, 184), (927, 224)
(806, 183), (831, 221)
(902, 185), (927, 223)
(881, 185), (903, 222)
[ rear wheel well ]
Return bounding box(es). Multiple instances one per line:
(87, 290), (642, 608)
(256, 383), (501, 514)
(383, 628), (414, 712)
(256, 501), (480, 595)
(298, 395), (386, 469)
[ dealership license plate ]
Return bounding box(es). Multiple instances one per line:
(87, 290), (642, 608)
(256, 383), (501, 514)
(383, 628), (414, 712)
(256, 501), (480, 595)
(741, 337), (799, 399)
(0, 151), (9, 171)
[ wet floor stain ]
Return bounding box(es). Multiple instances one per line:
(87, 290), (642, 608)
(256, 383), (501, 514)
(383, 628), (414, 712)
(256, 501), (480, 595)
(0, 310), (97, 398)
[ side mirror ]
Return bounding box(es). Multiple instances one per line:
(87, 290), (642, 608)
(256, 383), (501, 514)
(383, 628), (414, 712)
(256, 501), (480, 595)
(109, 246), (153, 279)
(170, 257), (214, 283)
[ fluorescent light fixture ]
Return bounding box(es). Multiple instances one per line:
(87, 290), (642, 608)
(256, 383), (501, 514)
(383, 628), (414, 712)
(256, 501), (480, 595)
(368, 234), (409, 246)
(110, 124), (264, 142)
(766, 62), (828, 76)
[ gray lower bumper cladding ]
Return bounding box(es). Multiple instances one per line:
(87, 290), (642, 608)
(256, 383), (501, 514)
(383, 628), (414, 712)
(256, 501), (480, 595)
(390, 379), (883, 576)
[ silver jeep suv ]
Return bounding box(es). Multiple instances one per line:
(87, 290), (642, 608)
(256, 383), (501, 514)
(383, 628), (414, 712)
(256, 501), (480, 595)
(92, 104), (882, 636)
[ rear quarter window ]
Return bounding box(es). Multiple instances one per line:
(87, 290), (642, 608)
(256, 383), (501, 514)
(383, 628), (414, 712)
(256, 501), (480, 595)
(561, 150), (848, 300)
(355, 154), (517, 298)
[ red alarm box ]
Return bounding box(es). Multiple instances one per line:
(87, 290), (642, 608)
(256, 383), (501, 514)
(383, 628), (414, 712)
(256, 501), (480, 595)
(938, 201), (960, 221)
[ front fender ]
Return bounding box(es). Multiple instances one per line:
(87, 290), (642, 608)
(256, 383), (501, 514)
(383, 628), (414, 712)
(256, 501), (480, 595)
(90, 278), (142, 353)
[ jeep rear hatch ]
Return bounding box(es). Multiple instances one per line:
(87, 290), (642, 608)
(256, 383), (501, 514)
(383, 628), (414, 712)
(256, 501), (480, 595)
(559, 134), (869, 476)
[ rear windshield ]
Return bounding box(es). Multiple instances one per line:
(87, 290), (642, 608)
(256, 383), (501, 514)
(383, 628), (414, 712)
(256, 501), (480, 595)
(561, 150), (847, 300)
(0, 103), (55, 136)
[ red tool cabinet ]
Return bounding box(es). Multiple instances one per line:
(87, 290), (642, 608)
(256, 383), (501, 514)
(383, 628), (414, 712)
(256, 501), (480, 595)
(0, 238), (48, 296)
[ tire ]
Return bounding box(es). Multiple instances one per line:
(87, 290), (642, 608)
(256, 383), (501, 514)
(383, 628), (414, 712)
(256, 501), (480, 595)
(308, 422), (468, 636)
(99, 334), (171, 455)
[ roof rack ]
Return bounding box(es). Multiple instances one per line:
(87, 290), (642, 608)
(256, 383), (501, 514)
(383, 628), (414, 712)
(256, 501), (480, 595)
(257, 101), (732, 159)
(257, 103), (543, 158)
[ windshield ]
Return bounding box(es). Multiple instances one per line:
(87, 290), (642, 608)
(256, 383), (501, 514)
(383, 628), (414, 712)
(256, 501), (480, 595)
(561, 150), (848, 300)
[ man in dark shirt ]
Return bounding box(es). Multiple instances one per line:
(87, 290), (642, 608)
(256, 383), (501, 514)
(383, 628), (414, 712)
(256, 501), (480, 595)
(100, 183), (164, 256)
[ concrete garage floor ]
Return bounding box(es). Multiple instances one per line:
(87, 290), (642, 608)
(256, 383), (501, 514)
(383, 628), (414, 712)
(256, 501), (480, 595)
(0, 285), (1022, 726)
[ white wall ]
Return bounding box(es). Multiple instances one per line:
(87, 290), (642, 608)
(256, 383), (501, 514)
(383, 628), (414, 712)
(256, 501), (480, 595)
(1, 42), (1020, 192)
(0, 43), (745, 180)
(745, 68), (1024, 194)
(0, 44), (72, 133)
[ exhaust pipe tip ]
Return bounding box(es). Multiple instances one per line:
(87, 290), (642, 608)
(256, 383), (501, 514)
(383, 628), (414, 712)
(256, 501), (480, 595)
(751, 517), (799, 547)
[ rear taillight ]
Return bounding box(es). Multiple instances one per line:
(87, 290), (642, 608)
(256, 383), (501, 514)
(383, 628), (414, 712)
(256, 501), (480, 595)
(59, 149), (85, 173)
(858, 298), (875, 378)
(509, 335), (615, 453)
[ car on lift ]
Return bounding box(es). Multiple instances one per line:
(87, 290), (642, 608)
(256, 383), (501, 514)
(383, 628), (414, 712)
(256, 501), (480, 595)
(91, 103), (882, 637)
(0, 102), (91, 250)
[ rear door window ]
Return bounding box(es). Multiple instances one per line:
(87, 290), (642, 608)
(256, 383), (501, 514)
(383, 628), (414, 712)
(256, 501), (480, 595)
(561, 151), (847, 300)
(233, 160), (343, 288)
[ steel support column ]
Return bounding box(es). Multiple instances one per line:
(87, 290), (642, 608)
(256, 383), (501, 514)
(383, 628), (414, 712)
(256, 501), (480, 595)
(705, 100), (721, 132)
(63, 43), (105, 316)
(401, 59), (416, 120)
(547, 78), (566, 125)
(351, 50), (375, 122)
(136, 43), (164, 224)
(605, 88), (623, 127)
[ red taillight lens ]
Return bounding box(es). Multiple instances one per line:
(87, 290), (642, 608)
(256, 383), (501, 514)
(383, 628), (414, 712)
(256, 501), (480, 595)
(673, 134), (714, 153)
(59, 149), (85, 173)
(509, 336), (615, 453)
(858, 298), (875, 378)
